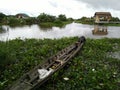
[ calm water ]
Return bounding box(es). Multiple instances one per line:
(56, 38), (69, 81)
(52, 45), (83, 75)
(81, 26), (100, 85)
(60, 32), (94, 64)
(0, 22), (120, 41)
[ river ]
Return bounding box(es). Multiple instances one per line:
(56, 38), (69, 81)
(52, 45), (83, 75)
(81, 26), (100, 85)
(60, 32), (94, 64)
(0, 22), (120, 41)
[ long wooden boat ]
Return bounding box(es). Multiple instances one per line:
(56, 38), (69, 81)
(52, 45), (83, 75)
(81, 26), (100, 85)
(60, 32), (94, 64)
(6, 36), (86, 90)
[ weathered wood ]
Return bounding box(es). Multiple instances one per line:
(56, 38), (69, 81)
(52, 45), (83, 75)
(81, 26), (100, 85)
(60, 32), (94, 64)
(6, 36), (86, 90)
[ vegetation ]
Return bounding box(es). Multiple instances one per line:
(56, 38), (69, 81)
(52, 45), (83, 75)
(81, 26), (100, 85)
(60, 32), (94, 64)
(0, 26), (2, 32)
(0, 37), (77, 90)
(0, 13), (7, 25)
(104, 23), (120, 26)
(75, 17), (94, 25)
(0, 37), (120, 90)
(7, 17), (26, 26)
(75, 16), (120, 26)
(37, 13), (73, 28)
(1, 12), (120, 27)
(0, 12), (73, 27)
(40, 38), (120, 90)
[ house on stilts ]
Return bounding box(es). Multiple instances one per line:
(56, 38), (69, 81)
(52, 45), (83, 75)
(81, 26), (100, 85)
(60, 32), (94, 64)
(92, 12), (112, 35)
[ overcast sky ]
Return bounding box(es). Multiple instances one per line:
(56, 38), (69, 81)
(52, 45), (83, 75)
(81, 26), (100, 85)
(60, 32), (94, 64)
(0, 0), (120, 19)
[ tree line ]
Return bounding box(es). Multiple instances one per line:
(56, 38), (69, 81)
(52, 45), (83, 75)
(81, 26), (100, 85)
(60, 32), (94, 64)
(0, 12), (120, 26)
(75, 16), (120, 25)
(0, 12), (73, 26)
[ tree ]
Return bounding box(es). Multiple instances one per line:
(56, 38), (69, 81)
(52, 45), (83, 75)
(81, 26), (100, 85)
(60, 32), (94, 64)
(7, 17), (22, 26)
(58, 14), (67, 21)
(0, 13), (6, 23)
(68, 18), (74, 21)
(25, 17), (37, 25)
(37, 13), (56, 23)
(111, 17), (120, 21)
(80, 17), (87, 21)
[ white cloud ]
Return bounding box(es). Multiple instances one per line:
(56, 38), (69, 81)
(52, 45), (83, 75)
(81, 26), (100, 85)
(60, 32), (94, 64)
(80, 0), (120, 10)
(0, 0), (120, 19)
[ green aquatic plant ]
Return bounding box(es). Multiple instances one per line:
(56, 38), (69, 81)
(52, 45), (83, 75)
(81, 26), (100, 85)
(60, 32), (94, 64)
(0, 37), (120, 90)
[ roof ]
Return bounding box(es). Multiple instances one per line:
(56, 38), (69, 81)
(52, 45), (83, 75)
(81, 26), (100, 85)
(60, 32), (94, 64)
(16, 13), (29, 17)
(94, 12), (112, 17)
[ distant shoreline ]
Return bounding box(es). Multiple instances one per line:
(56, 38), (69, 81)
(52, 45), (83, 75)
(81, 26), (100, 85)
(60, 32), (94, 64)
(75, 21), (120, 27)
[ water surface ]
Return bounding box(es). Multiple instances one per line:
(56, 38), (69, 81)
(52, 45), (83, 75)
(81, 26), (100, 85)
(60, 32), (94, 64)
(0, 23), (120, 41)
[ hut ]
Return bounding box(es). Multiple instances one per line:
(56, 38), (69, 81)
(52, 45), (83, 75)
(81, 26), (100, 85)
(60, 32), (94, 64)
(94, 12), (112, 23)
(92, 12), (112, 35)
(16, 13), (29, 19)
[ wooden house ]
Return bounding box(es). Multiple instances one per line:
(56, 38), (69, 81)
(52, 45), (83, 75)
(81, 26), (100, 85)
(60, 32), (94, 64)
(92, 12), (112, 35)
(16, 13), (29, 19)
(94, 12), (112, 23)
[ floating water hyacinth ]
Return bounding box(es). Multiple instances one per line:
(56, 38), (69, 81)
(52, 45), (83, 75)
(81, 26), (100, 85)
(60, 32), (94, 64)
(0, 37), (120, 90)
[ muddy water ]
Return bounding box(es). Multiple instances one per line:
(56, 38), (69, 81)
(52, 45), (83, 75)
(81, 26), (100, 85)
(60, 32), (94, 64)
(0, 23), (120, 41)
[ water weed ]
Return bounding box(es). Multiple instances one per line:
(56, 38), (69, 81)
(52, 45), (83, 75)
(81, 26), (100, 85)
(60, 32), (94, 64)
(0, 37), (120, 90)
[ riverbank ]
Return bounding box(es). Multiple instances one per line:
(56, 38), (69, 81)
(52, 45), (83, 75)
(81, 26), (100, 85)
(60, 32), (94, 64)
(75, 20), (94, 25)
(0, 37), (120, 90)
(75, 20), (120, 26)
(1, 21), (73, 28)
(39, 21), (73, 28)
(0, 13), (74, 28)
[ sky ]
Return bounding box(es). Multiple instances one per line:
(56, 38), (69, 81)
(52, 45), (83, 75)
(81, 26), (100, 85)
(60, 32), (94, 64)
(0, 0), (120, 19)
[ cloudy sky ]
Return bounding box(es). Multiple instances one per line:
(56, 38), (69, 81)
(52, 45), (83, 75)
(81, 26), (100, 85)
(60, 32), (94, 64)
(0, 0), (120, 19)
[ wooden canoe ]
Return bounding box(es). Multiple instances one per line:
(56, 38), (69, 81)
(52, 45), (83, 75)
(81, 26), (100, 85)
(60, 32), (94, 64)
(6, 36), (86, 90)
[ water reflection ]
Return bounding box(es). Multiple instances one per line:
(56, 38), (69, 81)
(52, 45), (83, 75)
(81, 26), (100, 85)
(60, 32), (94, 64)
(37, 25), (52, 31)
(0, 23), (120, 41)
(0, 26), (8, 33)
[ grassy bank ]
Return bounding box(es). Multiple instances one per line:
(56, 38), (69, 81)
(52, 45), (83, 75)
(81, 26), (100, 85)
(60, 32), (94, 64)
(39, 21), (73, 28)
(75, 20), (120, 26)
(104, 23), (120, 26)
(0, 26), (2, 33)
(75, 20), (94, 25)
(0, 37), (120, 90)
